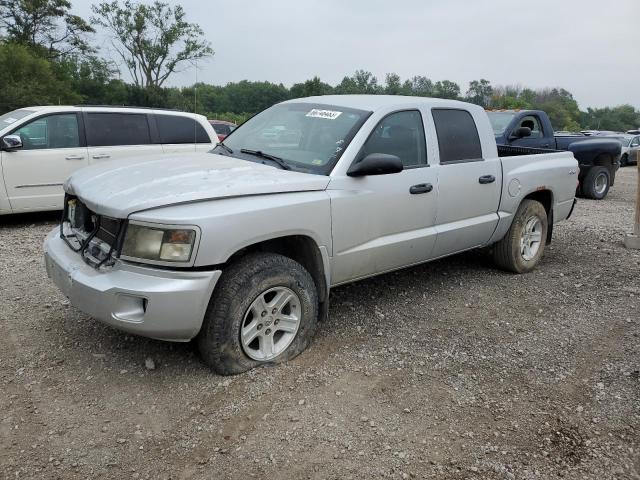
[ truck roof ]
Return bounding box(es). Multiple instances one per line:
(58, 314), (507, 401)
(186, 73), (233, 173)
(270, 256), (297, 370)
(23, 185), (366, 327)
(485, 109), (541, 114)
(284, 95), (474, 112)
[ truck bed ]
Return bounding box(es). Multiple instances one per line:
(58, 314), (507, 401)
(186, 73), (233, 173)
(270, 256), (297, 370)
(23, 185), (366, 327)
(497, 144), (563, 157)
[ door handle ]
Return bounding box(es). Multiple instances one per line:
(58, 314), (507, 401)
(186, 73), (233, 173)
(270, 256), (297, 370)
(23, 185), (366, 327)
(541, 143), (550, 148)
(478, 175), (496, 184)
(65, 155), (85, 160)
(92, 154), (110, 160)
(409, 183), (433, 194)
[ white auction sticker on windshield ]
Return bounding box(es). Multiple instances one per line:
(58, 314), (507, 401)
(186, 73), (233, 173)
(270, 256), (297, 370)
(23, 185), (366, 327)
(306, 109), (342, 120)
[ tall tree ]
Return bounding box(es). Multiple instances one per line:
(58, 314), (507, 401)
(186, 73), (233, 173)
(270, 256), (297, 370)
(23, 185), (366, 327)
(0, 0), (94, 57)
(402, 76), (434, 97)
(334, 70), (381, 94)
(0, 41), (81, 111)
(91, 0), (213, 88)
(290, 76), (333, 99)
(433, 80), (460, 99)
(384, 73), (403, 95)
(466, 79), (493, 107)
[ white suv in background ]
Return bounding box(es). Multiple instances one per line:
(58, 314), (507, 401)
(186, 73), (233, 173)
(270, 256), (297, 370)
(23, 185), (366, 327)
(0, 106), (218, 215)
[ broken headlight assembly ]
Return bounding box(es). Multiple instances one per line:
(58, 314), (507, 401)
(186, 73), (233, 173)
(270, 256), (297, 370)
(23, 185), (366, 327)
(121, 223), (198, 265)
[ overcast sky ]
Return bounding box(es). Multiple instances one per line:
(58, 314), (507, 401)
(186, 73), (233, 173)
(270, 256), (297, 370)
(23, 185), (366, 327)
(76, 0), (637, 109)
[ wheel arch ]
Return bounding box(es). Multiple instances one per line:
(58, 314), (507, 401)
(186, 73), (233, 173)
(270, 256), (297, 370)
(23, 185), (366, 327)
(521, 189), (553, 244)
(222, 235), (330, 316)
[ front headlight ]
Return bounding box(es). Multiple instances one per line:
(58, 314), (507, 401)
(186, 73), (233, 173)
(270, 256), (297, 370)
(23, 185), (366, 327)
(121, 224), (197, 264)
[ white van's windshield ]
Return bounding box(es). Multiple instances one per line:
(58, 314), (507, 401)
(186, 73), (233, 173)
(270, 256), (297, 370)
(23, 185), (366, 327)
(0, 109), (35, 129)
(216, 103), (371, 175)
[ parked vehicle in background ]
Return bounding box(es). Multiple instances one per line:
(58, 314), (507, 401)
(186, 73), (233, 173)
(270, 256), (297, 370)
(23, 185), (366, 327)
(580, 130), (620, 136)
(0, 106), (218, 215)
(608, 134), (640, 166)
(488, 110), (622, 200)
(45, 95), (578, 375)
(209, 119), (237, 141)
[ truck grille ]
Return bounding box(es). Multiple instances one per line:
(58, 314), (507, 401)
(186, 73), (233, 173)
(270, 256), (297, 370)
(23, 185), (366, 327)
(61, 195), (125, 268)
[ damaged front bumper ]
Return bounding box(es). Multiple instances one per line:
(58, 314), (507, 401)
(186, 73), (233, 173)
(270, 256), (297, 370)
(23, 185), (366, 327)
(44, 227), (221, 341)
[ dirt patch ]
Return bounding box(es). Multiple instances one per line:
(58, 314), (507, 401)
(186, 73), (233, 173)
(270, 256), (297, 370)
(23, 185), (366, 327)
(1, 168), (639, 479)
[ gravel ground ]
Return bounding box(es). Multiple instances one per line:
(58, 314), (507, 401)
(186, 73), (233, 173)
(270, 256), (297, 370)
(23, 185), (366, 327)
(1, 167), (639, 480)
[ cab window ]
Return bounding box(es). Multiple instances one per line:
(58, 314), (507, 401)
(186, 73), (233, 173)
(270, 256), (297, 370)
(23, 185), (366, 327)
(518, 115), (543, 138)
(360, 110), (427, 167)
(432, 109), (482, 163)
(12, 114), (80, 150)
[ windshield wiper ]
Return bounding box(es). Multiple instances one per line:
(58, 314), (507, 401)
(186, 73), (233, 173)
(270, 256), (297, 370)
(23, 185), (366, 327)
(240, 149), (291, 170)
(217, 142), (234, 154)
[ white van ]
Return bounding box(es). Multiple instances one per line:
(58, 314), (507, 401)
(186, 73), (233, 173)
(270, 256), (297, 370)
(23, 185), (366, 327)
(0, 106), (218, 215)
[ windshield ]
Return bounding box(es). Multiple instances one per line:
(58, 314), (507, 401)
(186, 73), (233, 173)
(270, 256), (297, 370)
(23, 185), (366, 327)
(0, 109), (35, 129)
(217, 102), (371, 175)
(486, 112), (516, 135)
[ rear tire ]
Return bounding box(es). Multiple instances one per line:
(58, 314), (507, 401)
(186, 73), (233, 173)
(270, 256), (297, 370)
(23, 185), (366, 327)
(197, 252), (318, 375)
(581, 166), (610, 200)
(620, 154), (628, 167)
(492, 199), (548, 274)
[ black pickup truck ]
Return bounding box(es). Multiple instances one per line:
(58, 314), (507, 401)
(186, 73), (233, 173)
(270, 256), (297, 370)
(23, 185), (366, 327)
(488, 110), (622, 200)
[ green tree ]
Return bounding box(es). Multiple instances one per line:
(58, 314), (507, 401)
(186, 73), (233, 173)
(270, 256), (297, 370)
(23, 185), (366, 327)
(290, 76), (333, 99)
(334, 70), (381, 94)
(91, 0), (213, 88)
(466, 79), (493, 107)
(433, 80), (460, 99)
(402, 76), (434, 97)
(581, 105), (640, 131)
(0, 41), (80, 112)
(55, 55), (127, 104)
(384, 73), (404, 95)
(0, 0), (94, 57)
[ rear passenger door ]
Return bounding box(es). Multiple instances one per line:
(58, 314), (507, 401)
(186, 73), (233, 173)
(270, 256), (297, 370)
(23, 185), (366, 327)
(156, 114), (215, 154)
(84, 111), (163, 164)
(431, 108), (501, 258)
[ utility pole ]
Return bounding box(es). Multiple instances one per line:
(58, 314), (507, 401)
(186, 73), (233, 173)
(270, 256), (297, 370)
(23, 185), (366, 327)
(625, 154), (640, 249)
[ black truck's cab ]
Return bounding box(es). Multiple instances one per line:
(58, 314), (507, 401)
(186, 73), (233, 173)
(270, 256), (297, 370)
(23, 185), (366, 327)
(488, 110), (622, 200)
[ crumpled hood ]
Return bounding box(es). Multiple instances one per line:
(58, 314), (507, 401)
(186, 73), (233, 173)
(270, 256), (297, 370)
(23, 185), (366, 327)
(65, 152), (330, 218)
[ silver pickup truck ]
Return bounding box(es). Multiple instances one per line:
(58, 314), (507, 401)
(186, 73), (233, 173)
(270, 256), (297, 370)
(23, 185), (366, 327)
(44, 95), (578, 375)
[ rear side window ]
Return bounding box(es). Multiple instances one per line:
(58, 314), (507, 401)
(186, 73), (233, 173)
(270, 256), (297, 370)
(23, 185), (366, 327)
(432, 109), (483, 163)
(157, 115), (210, 144)
(86, 113), (151, 146)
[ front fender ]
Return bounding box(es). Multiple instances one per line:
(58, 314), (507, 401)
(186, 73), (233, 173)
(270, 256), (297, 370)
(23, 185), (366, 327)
(128, 191), (333, 267)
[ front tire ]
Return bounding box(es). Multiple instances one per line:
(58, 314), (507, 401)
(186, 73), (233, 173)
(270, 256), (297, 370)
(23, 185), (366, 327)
(197, 252), (318, 375)
(492, 199), (548, 274)
(581, 166), (610, 200)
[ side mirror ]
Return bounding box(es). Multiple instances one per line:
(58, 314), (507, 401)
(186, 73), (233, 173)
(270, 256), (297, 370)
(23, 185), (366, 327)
(511, 127), (532, 140)
(2, 135), (23, 151)
(347, 153), (403, 177)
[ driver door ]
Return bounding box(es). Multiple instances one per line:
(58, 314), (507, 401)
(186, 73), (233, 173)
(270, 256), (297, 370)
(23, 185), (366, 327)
(509, 114), (549, 148)
(328, 110), (439, 285)
(2, 113), (88, 212)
